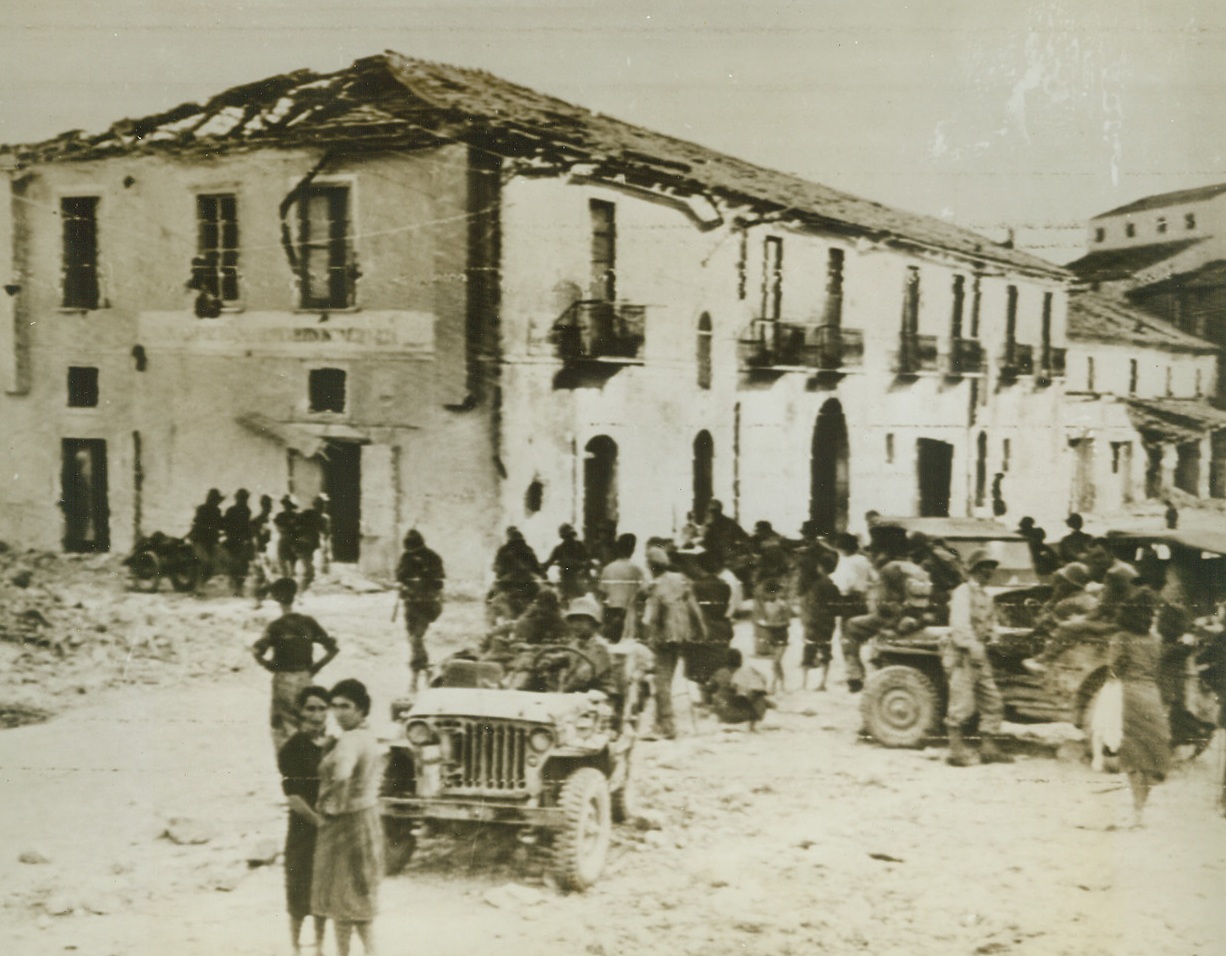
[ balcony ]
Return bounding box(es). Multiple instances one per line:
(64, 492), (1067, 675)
(999, 342), (1035, 381)
(895, 332), (939, 377)
(810, 324), (864, 374)
(947, 337), (985, 377)
(738, 319), (812, 373)
(1036, 346), (1067, 386)
(551, 299), (646, 387)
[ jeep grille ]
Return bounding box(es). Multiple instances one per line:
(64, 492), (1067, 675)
(436, 719), (529, 794)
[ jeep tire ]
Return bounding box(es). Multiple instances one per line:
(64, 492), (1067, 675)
(861, 665), (939, 748)
(551, 767), (611, 892)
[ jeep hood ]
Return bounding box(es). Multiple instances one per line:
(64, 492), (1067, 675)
(405, 687), (599, 723)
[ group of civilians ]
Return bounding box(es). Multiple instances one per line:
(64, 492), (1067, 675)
(250, 576), (382, 955)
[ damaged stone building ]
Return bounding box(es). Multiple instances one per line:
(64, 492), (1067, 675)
(1063, 292), (1223, 513)
(0, 53), (1074, 583)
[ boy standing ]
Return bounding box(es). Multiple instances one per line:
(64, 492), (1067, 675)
(252, 577), (339, 752)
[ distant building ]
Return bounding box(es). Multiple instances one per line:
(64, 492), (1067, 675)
(1063, 291), (1223, 513)
(1068, 183), (1226, 400)
(0, 53), (1073, 582)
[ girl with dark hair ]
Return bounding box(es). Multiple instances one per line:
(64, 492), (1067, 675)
(1110, 588), (1171, 828)
(277, 685), (331, 954)
(312, 679), (384, 955)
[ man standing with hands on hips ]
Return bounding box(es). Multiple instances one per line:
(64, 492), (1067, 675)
(942, 549), (1014, 767)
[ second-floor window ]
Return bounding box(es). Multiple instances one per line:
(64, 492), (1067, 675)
(1094, 227), (1105, 242)
(696, 312), (712, 390)
(1157, 217), (1167, 234)
(1040, 292), (1053, 368)
(1087, 356), (1096, 391)
(1186, 212), (1197, 230)
(61, 197), (99, 310)
(762, 236), (783, 320)
(196, 194), (240, 304)
(1005, 285), (1018, 346)
(901, 266), (920, 336)
(1129, 358), (1138, 394)
(298, 185), (353, 310)
(1125, 222), (1136, 238)
(590, 199), (616, 302)
(969, 273), (982, 337)
(950, 275), (966, 339)
(823, 248), (844, 327)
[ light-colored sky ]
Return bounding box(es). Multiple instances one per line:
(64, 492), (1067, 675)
(1, 0), (1222, 263)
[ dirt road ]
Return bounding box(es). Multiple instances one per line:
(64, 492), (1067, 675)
(0, 561), (1224, 956)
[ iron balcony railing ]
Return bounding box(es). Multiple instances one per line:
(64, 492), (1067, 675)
(810, 324), (864, 371)
(895, 332), (939, 375)
(738, 318), (810, 369)
(551, 300), (646, 362)
(948, 336), (985, 376)
(1000, 341), (1034, 379)
(739, 320), (865, 371)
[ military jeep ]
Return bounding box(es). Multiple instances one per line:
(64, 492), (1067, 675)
(380, 642), (643, 892)
(860, 596), (1114, 748)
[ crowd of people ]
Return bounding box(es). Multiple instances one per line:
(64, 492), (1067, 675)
(241, 497), (1226, 952)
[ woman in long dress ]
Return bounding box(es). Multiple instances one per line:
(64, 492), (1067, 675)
(1110, 588), (1171, 828)
(277, 685), (331, 953)
(312, 679), (384, 956)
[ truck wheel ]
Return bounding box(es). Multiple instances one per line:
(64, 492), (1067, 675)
(861, 665), (939, 748)
(169, 552), (200, 593)
(128, 552), (161, 592)
(382, 817), (417, 876)
(551, 767), (611, 892)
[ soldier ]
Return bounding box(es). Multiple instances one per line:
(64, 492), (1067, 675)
(250, 494), (275, 607)
(274, 496), (300, 580)
(294, 497), (326, 592)
(396, 530), (445, 693)
(543, 523), (591, 601)
(220, 488), (253, 597)
(187, 488), (225, 592)
(842, 526), (932, 693)
(942, 549), (1014, 767)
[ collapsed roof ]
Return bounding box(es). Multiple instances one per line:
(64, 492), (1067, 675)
(1, 51), (1066, 279)
(1067, 291), (1217, 353)
(1065, 238), (1203, 284)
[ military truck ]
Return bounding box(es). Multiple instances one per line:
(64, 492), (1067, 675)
(380, 642), (645, 892)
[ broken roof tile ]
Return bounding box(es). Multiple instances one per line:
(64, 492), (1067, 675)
(3, 51), (1066, 278)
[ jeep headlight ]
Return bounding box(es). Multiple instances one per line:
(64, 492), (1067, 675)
(405, 719), (434, 746)
(528, 727), (555, 752)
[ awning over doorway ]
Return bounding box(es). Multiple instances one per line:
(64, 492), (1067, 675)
(236, 413), (370, 459)
(1125, 398), (1226, 444)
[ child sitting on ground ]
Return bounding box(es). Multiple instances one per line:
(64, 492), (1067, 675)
(705, 648), (772, 731)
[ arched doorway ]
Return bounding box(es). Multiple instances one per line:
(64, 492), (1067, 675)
(583, 436), (619, 554)
(692, 430), (714, 523)
(810, 399), (849, 534)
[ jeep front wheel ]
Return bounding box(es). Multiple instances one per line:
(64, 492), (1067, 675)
(861, 665), (939, 748)
(551, 767), (611, 892)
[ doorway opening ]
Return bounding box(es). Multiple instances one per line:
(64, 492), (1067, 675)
(1069, 437), (1097, 512)
(810, 399), (849, 534)
(321, 441), (362, 562)
(61, 438), (110, 552)
(583, 436), (619, 553)
(692, 430), (714, 524)
(916, 438), (953, 517)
